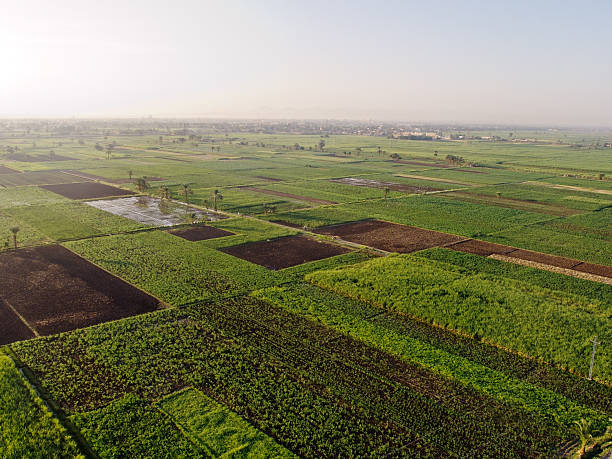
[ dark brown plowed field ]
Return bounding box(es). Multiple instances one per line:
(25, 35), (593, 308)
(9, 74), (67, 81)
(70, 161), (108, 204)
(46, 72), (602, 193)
(0, 300), (35, 345)
(40, 182), (135, 199)
(239, 187), (336, 205)
(60, 170), (165, 184)
(220, 235), (350, 270)
(0, 165), (19, 174)
(168, 225), (235, 241)
(446, 239), (517, 256)
(572, 262), (612, 278)
(316, 220), (464, 253)
(0, 245), (161, 338)
(504, 249), (581, 269)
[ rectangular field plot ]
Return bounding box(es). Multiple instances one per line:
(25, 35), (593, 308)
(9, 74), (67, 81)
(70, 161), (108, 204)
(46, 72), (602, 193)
(0, 171), (81, 187)
(446, 239), (517, 256)
(329, 177), (440, 193)
(238, 186), (336, 205)
(168, 225), (234, 241)
(41, 182), (134, 200)
(0, 245), (161, 339)
(316, 219), (464, 253)
(86, 196), (227, 227)
(157, 388), (293, 457)
(220, 234), (350, 270)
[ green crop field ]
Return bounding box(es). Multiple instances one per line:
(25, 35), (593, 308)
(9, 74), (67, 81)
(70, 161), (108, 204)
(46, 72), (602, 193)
(1, 121), (611, 457)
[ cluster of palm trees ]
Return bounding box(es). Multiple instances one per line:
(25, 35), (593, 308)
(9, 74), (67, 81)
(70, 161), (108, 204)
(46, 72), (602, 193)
(128, 169), (224, 213)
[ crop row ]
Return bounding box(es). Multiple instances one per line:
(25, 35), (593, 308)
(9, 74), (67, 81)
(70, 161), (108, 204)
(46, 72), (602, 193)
(12, 295), (577, 457)
(0, 353), (82, 457)
(306, 254), (612, 383)
(255, 284), (611, 419)
(416, 248), (612, 305)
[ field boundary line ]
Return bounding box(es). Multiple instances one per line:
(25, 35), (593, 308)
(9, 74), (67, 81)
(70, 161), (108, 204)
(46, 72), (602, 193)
(489, 254), (612, 285)
(1, 297), (39, 337)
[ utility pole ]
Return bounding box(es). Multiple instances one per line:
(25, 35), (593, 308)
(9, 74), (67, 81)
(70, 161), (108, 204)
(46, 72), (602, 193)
(588, 336), (600, 380)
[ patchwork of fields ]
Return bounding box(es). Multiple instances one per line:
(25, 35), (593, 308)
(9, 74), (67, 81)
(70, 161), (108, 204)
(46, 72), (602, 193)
(1, 128), (611, 457)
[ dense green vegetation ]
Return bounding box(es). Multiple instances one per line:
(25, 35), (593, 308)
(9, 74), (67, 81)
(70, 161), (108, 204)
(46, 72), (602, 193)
(71, 395), (202, 458)
(158, 388), (294, 457)
(0, 354), (82, 458)
(11, 297), (577, 456)
(2, 124), (611, 456)
(306, 255), (611, 382)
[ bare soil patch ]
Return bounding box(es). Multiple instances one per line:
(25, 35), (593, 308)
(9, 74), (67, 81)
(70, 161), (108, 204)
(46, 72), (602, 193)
(490, 254), (612, 286)
(504, 249), (581, 269)
(60, 170), (164, 184)
(220, 235), (350, 270)
(40, 182), (135, 199)
(0, 245), (161, 339)
(0, 299), (35, 345)
(330, 177), (439, 193)
(316, 220), (464, 253)
(0, 165), (19, 174)
(168, 225), (235, 241)
(446, 239), (517, 256)
(239, 187), (336, 205)
(572, 262), (612, 279)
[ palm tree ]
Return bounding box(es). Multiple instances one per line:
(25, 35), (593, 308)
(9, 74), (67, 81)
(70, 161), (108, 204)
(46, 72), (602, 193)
(573, 419), (593, 457)
(181, 184), (193, 204)
(212, 189), (223, 211)
(10, 227), (19, 249)
(159, 186), (170, 200)
(135, 177), (149, 193)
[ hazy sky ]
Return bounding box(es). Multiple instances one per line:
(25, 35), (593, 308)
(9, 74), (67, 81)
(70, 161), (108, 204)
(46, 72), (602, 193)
(1, 0), (611, 125)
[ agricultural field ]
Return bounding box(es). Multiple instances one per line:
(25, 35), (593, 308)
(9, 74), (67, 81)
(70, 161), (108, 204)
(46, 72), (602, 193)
(1, 121), (611, 457)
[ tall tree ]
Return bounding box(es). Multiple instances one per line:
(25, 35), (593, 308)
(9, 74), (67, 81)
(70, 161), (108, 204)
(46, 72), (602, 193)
(212, 189), (223, 211)
(135, 177), (149, 193)
(159, 186), (170, 200)
(181, 184), (193, 204)
(10, 227), (19, 249)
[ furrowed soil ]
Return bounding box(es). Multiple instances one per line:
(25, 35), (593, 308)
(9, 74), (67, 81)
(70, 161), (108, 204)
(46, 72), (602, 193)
(220, 234), (350, 270)
(0, 245), (161, 338)
(316, 220), (464, 253)
(168, 225), (235, 241)
(0, 299), (35, 345)
(40, 182), (135, 199)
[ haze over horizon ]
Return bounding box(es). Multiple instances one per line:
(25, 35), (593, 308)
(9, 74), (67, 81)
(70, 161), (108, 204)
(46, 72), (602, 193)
(2, 0), (611, 126)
